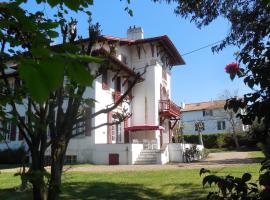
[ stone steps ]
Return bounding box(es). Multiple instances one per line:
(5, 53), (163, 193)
(134, 149), (158, 165)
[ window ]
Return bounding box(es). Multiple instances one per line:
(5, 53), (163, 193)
(115, 77), (121, 92)
(65, 155), (77, 164)
(102, 70), (108, 90)
(217, 121), (226, 130)
(74, 121), (85, 136)
(127, 80), (132, 98)
(203, 109), (213, 116)
(112, 124), (116, 142)
(112, 123), (121, 143)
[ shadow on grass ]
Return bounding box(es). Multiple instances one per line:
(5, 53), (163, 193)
(61, 181), (206, 200)
(0, 188), (31, 200)
(198, 157), (262, 165)
(0, 164), (23, 170)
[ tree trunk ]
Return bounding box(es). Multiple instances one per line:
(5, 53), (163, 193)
(31, 149), (47, 200)
(232, 127), (240, 149)
(47, 140), (67, 200)
(198, 131), (204, 146)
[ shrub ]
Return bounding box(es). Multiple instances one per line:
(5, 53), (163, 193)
(200, 158), (270, 199)
(183, 133), (258, 149)
(0, 147), (27, 164)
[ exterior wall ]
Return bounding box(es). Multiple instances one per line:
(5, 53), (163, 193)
(182, 108), (245, 134)
(1, 34), (179, 165)
(92, 144), (143, 165)
(157, 145), (169, 164)
(168, 143), (204, 162)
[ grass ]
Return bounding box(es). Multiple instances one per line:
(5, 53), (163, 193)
(249, 151), (265, 159)
(0, 164), (261, 200)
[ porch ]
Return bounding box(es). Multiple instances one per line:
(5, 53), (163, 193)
(124, 125), (164, 149)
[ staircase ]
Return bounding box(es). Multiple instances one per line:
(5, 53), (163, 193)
(134, 149), (158, 165)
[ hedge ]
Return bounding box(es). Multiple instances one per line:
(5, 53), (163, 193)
(0, 147), (27, 164)
(183, 133), (258, 149)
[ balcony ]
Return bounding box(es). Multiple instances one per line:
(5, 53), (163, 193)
(159, 99), (181, 118)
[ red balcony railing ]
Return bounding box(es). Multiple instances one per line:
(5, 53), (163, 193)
(159, 99), (181, 118)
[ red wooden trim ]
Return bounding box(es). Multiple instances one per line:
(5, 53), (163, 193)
(125, 125), (164, 132)
(160, 129), (163, 148)
(107, 112), (112, 144)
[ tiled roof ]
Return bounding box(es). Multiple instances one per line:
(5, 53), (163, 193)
(77, 35), (185, 66)
(182, 100), (226, 112)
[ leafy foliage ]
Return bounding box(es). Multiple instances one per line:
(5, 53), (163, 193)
(200, 159), (270, 200)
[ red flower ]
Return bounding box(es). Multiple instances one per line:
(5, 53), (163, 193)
(225, 63), (240, 75)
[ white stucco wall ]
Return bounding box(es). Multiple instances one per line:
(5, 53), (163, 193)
(182, 108), (245, 134)
(168, 143), (204, 162)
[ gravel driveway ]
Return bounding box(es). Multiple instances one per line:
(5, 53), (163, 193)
(1, 151), (259, 173)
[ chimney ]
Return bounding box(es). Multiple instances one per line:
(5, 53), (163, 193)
(127, 26), (144, 40)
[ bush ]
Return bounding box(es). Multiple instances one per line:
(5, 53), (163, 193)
(0, 147), (27, 164)
(183, 133), (258, 149)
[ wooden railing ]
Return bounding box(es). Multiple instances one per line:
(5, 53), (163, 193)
(159, 99), (181, 117)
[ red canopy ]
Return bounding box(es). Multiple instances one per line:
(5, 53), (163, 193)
(125, 125), (164, 132)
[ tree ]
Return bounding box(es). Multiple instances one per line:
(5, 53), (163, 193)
(195, 120), (204, 146)
(219, 89), (241, 149)
(0, 1), (141, 200)
(154, 0), (270, 156)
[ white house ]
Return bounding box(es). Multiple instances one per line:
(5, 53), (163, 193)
(181, 100), (248, 135)
(1, 26), (204, 165)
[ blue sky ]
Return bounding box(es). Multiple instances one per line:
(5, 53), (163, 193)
(23, 0), (251, 104)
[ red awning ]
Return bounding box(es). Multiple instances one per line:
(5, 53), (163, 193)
(125, 125), (164, 132)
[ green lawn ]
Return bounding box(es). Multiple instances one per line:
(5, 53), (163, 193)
(0, 164), (261, 200)
(249, 151), (265, 159)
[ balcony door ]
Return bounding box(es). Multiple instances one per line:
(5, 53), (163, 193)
(160, 85), (168, 100)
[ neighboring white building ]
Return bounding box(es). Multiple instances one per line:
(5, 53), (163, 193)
(181, 100), (248, 135)
(1, 26), (204, 164)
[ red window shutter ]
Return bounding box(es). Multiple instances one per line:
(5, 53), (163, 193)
(19, 117), (25, 140)
(85, 108), (92, 136)
(10, 121), (17, 141)
(107, 112), (112, 144)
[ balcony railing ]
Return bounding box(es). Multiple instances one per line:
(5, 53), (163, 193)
(159, 99), (181, 118)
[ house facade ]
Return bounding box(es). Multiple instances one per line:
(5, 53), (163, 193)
(1, 27), (204, 165)
(181, 100), (248, 135)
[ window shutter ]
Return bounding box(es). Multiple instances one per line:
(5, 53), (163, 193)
(85, 108), (92, 136)
(10, 121), (17, 141)
(107, 112), (112, 144)
(19, 117), (25, 140)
